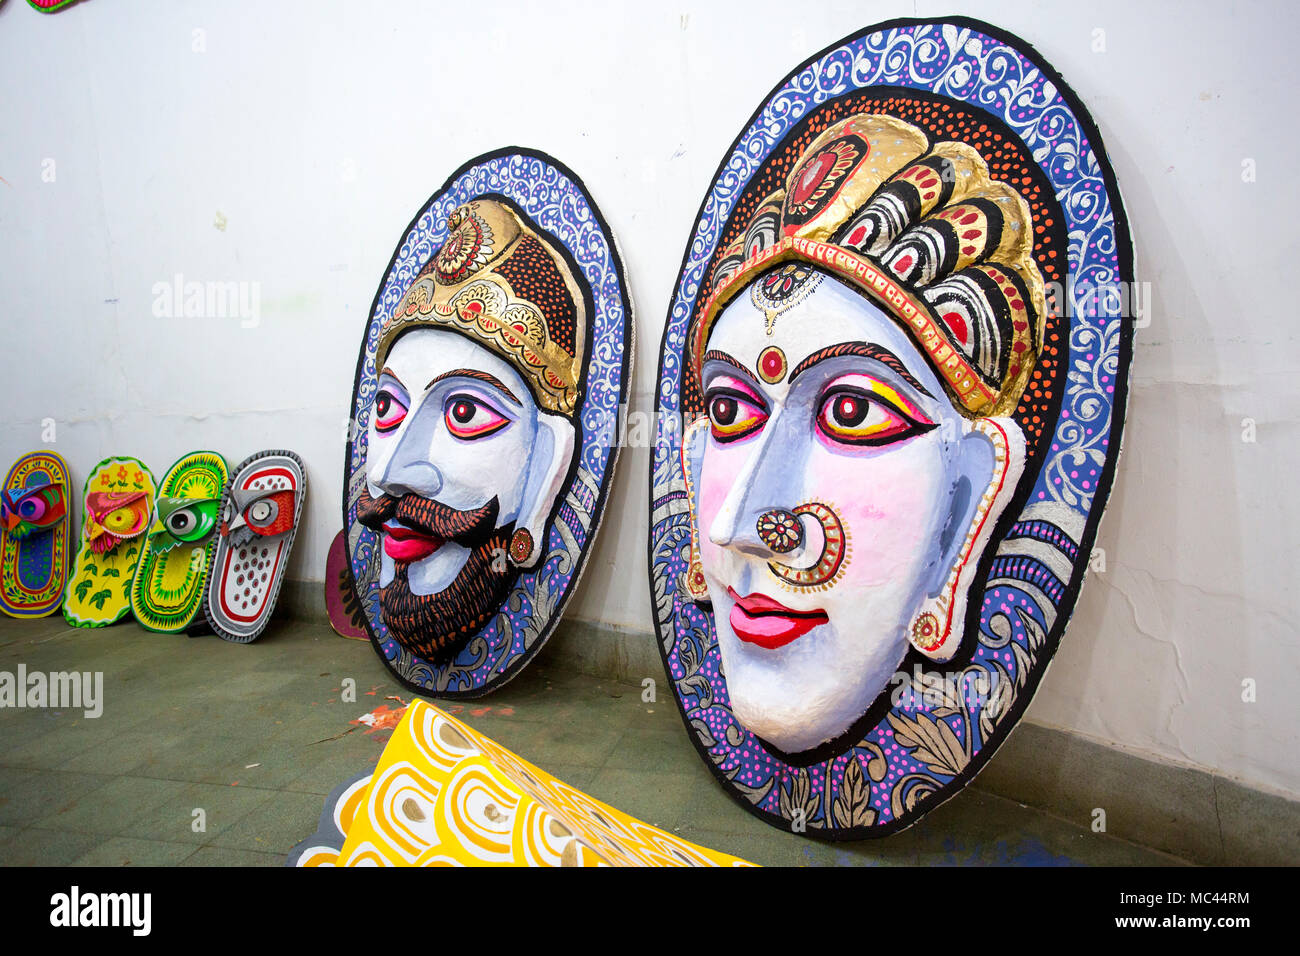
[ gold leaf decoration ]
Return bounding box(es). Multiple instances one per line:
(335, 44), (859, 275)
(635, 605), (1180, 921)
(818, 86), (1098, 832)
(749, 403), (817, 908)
(832, 756), (877, 828)
(890, 772), (939, 818)
(778, 769), (823, 828)
(861, 740), (889, 782)
(980, 662), (1014, 741)
(886, 710), (970, 777)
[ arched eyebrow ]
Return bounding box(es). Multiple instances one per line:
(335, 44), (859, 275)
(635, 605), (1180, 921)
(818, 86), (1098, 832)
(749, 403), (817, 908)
(378, 366), (405, 388)
(699, 349), (766, 402)
(425, 368), (522, 406)
(702, 351), (759, 408)
(701, 349), (756, 381)
(788, 342), (935, 399)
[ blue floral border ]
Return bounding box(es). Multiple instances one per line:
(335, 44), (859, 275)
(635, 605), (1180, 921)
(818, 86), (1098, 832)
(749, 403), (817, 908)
(345, 150), (629, 695)
(649, 19), (1133, 836)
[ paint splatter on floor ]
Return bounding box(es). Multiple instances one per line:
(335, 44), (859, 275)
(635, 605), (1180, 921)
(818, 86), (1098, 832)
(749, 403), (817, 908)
(351, 701), (408, 734)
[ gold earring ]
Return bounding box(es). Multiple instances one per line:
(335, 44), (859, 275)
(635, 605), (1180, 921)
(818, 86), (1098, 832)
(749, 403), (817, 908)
(509, 528), (534, 566)
(681, 420), (711, 602)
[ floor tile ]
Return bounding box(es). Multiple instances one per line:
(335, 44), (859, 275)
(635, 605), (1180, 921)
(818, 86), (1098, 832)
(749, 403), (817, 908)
(208, 790), (331, 855)
(34, 775), (189, 835)
(117, 782), (278, 846)
(0, 769), (112, 828)
(71, 836), (198, 866)
(604, 725), (698, 773)
(181, 846), (285, 867)
(584, 767), (698, 831)
(0, 827), (105, 865)
(0, 615), (1220, 868)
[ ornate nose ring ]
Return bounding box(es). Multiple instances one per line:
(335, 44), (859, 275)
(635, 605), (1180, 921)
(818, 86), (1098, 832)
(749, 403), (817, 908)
(756, 509), (803, 554)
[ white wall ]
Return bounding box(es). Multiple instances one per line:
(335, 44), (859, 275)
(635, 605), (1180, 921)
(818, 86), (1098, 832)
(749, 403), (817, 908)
(2, 0), (1296, 799)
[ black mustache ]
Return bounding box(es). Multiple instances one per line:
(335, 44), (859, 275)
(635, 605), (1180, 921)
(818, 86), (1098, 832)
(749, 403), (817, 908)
(356, 488), (500, 546)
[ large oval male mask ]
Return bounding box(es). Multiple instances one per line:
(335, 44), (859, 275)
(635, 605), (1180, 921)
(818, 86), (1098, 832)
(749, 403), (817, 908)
(346, 150), (631, 696)
(649, 18), (1134, 837)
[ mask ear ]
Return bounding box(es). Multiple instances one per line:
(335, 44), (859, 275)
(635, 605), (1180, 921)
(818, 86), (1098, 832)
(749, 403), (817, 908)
(909, 417), (1026, 662)
(680, 417), (711, 602)
(509, 413), (576, 567)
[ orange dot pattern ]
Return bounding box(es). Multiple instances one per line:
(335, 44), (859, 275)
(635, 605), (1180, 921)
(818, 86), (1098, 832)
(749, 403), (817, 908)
(494, 235), (579, 357)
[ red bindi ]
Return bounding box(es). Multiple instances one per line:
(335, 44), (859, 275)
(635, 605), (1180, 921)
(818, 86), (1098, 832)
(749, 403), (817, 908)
(757, 345), (787, 384)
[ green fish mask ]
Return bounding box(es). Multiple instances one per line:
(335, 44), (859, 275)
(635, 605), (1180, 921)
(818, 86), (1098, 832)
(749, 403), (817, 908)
(149, 496), (221, 553)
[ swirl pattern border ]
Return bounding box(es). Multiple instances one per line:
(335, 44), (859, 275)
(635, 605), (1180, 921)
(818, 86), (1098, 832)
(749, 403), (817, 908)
(343, 149), (630, 697)
(648, 18), (1134, 838)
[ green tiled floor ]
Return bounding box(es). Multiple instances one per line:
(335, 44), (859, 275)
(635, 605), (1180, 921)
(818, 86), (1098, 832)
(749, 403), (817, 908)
(0, 614), (1189, 866)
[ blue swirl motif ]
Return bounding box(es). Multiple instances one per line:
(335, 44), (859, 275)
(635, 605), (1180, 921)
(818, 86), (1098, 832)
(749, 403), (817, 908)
(345, 153), (626, 693)
(650, 23), (1127, 831)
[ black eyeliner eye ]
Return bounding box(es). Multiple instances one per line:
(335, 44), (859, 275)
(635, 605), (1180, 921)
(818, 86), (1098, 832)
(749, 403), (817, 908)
(376, 393), (390, 416)
(704, 388), (769, 444)
(451, 400), (475, 424)
(815, 382), (939, 447)
(830, 393), (868, 427)
(710, 396), (737, 425)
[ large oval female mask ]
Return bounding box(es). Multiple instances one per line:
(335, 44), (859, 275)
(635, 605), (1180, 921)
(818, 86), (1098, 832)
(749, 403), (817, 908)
(649, 18), (1134, 836)
(346, 149), (631, 696)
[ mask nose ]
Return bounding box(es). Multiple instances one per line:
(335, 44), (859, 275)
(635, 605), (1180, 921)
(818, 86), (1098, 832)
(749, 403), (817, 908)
(707, 415), (790, 559)
(372, 422), (444, 500)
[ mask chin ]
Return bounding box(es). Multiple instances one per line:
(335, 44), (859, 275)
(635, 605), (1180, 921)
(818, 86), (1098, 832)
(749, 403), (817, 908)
(908, 416), (1026, 662)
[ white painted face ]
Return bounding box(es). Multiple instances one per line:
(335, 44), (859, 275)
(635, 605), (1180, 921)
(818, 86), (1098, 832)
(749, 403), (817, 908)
(366, 327), (575, 595)
(690, 271), (999, 754)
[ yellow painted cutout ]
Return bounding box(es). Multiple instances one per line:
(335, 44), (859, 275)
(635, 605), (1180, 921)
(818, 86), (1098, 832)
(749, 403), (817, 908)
(306, 700), (754, 867)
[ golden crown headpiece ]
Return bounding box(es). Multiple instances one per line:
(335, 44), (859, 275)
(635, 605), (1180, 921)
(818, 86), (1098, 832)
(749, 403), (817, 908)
(378, 197), (588, 416)
(693, 114), (1048, 417)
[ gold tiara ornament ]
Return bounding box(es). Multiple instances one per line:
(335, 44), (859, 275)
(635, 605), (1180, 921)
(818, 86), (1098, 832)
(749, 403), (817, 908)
(377, 198), (587, 416)
(693, 114), (1048, 417)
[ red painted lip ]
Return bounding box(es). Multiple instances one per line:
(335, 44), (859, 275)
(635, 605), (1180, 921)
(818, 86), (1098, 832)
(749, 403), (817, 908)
(726, 587), (828, 649)
(382, 521), (443, 562)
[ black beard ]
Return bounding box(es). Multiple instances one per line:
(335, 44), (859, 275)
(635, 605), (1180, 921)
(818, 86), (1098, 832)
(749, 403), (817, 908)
(357, 488), (517, 662)
(379, 525), (517, 662)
